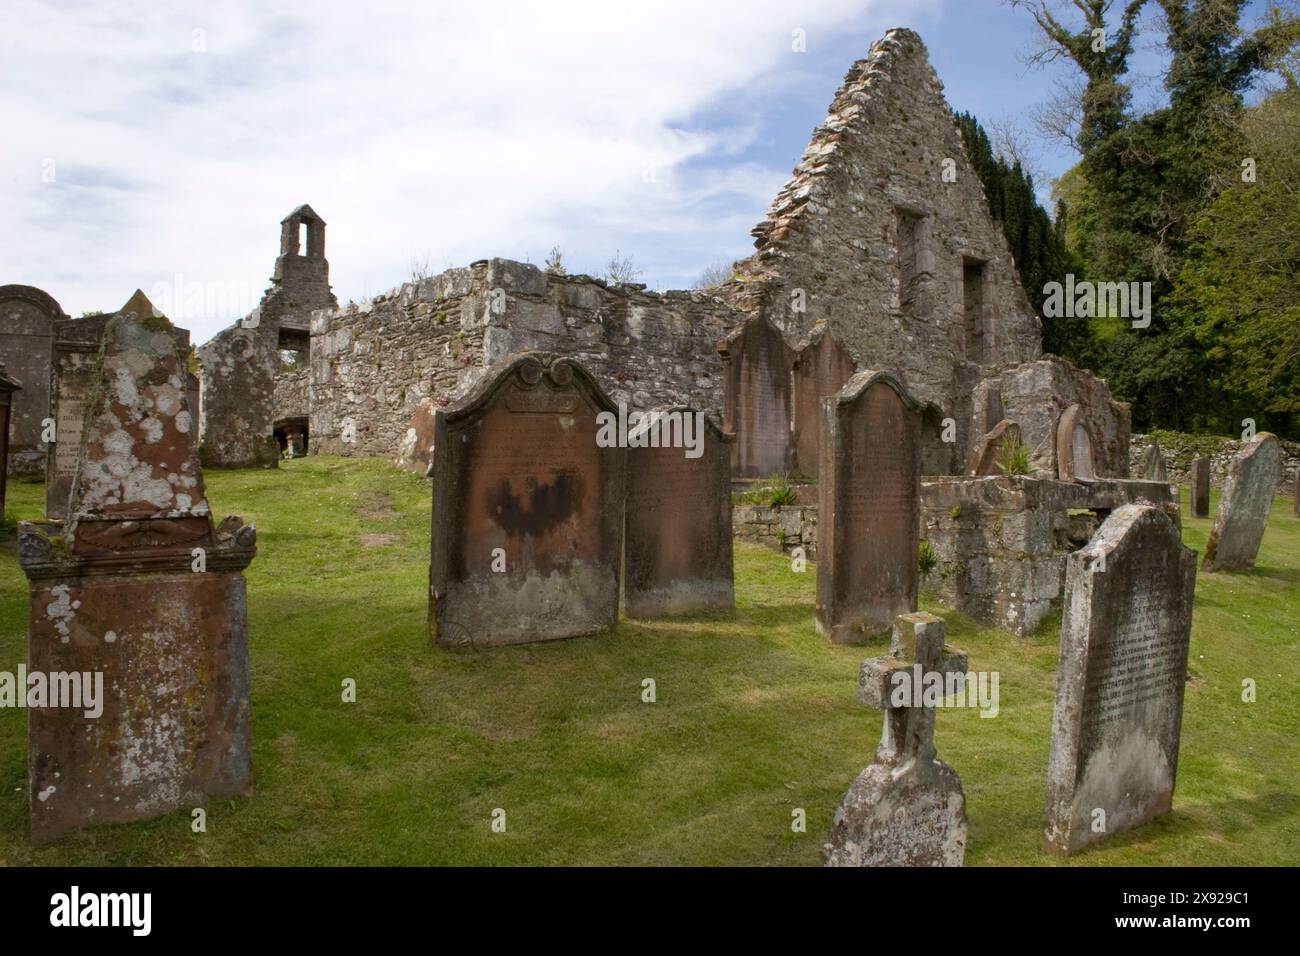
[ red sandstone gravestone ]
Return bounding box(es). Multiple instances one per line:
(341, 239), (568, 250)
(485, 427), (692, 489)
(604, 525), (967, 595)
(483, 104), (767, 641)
(1191, 456), (1211, 519)
(16, 292), (256, 844)
(1055, 404), (1096, 481)
(790, 325), (855, 479)
(624, 407), (735, 618)
(718, 312), (794, 478)
(966, 418), (1022, 476)
(428, 352), (625, 647)
(1043, 504), (1196, 854)
(816, 369), (923, 644)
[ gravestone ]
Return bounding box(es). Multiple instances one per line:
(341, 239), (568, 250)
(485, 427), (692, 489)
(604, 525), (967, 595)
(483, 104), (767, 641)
(1295, 467), (1299, 518)
(1056, 404), (1096, 481)
(790, 325), (855, 478)
(718, 312), (794, 478)
(1043, 504), (1196, 854)
(16, 294), (256, 844)
(624, 407), (734, 618)
(1190, 456), (1211, 518)
(826, 612), (968, 866)
(0, 285), (67, 475)
(1141, 444), (1167, 483)
(816, 369), (923, 644)
(966, 418), (1022, 476)
(1202, 433), (1281, 572)
(970, 381), (1004, 440)
(45, 296), (192, 518)
(429, 352), (625, 647)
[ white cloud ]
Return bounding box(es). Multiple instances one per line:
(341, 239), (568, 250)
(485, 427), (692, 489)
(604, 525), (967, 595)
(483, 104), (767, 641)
(0, 0), (923, 341)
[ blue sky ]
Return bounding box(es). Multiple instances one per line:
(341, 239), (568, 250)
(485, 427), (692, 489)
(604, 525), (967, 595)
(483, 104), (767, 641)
(0, 0), (1279, 342)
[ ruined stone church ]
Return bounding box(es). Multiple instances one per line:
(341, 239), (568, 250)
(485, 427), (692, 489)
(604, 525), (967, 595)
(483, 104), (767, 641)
(3, 28), (1128, 490)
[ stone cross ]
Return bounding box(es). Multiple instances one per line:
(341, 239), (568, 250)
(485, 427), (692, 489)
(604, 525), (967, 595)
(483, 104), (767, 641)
(826, 612), (969, 866)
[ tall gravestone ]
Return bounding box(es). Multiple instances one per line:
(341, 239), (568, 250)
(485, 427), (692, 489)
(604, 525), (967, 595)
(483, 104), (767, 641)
(624, 407), (734, 618)
(1043, 504), (1196, 854)
(790, 325), (855, 478)
(816, 369), (923, 644)
(429, 352), (625, 647)
(45, 295), (193, 518)
(16, 294), (256, 844)
(1295, 467), (1299, 518)
(0, 285), (67, 476)
(1202, 433), (1281, 572)
(0, 363), (19, 520)
(1056, 404), (1096, 481)
(1190, 456), (1211, 519)
(1141, 444), (1167, 483)
(826, 612), (968, 866)
(718, 312), (794, 478)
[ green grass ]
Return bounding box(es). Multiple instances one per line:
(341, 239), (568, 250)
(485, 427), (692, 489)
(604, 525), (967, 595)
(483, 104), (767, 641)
(0, 460), (1296, 865)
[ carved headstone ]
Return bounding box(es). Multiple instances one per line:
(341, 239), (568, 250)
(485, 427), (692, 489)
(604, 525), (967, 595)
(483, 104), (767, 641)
(624, 408), (734, 618)
(718, 312), (794, 478)
(1190, 456), (1211, 519)
(1043, 504), (1196, 854)
(790, 325), (855, 478)
(826, 612), (968, 866)
(17, 293), (256, 844)
(1056, 404), (1096, 481)
(1202, 433), (1281, 572)
(1140, 444), (1168, 483)
(816, 369), (923, 643)
(429, 353), (625, 647)
(966, 418), (1022, 476)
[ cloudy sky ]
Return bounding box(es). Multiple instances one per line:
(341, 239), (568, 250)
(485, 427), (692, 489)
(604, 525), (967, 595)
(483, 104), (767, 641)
(0, 0), (1249, 343)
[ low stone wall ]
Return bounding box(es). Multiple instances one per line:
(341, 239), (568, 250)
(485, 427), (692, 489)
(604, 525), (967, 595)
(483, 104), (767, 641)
(1130, 432), (1298, 497)
(732, 502), (818, 560)
(920, 476), (1174, 636)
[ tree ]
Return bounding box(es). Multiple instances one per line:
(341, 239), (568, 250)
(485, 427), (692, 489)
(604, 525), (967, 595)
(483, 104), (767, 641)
(693, 262), (733, 289)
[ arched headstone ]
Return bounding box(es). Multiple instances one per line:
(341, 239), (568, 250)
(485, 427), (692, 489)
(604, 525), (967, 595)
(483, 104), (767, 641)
(1056, 404), (1096, 481)
(718, 313), (794, 477)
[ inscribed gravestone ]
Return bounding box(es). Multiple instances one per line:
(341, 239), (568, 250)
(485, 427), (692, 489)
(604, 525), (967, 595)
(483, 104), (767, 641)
(429, 352), (625, 647)
(624, 408), (734, 618)
(1191, 456), (1211, 519)
(719, 312), (794, 478)
(966, 419), (1021, 476)
(17, 294), (256, 844)
(826, 612), (968, 866)
(1043, 504), (1196, 854)
(790, 326), (855, 478)
(1056, 404), (1096, 481)
(1202, 433), (1281, 572)
(816, 369), (922, 644)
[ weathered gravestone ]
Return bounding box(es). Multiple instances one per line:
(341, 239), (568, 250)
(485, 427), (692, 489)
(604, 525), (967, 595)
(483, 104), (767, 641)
(624, 407), (734, 618)
(816, 369), (923, 644)
(1043, 504), (1196, 855)
(790, 324), (855, 478)
(1056, 404), (1096, 481)
(826, 612), (968, 866)
(966, 418), (1022, 476)
(1295, 467), (1299, 518)
(45, 294), (193, 518)
(1202, 433), (1281, 572)
(0, 285), (68, 475)
(1190, 456), (1211, 519)
(16, 295), (256, 844)
(429, 352), (625, 647)
(718, 312), (794, 478)
(1141, 443), (1168, 483)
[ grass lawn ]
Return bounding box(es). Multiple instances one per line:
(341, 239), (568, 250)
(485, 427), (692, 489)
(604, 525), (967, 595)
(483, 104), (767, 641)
(0, 457), (1296, 866)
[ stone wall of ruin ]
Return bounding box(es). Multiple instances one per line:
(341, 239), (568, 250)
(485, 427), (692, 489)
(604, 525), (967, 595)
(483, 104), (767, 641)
(725, 28), (1043, 464)
(1130, 432), (1299, 497)
(309, 258), (744, 459)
